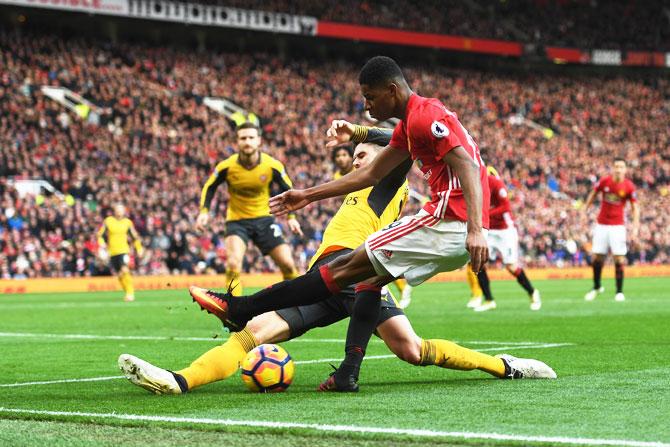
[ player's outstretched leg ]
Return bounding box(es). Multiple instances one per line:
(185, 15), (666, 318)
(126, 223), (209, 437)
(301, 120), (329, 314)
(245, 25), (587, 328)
(377, 316), (557, 380)
(189, 264), (340, 331)
(118, 354), (186, 395)
(120, 316), (287, 394)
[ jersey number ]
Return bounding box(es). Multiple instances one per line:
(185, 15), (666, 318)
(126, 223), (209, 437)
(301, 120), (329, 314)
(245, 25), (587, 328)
(270, 224), (283, 237)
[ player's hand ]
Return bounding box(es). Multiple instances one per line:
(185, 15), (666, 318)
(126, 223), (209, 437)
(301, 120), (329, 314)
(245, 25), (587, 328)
(287, 217), (303, 237)
(326, 120), (355, 149)
(195, 212), (209, 232)
(270, 190), (310, 216)
(466, 230), (489, 273)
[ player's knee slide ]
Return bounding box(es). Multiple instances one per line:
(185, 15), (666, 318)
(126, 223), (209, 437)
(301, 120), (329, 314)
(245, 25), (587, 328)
(395, 341), (422, 365)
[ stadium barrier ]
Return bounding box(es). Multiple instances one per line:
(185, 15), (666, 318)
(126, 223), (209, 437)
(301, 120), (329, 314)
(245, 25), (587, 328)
(1, 265), (669, 295)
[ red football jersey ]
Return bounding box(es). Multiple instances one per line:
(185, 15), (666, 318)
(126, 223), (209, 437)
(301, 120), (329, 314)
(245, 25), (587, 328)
(594, 176), (636, 225)
(390, 94), (490, 227)
(488, 174), (514, 230)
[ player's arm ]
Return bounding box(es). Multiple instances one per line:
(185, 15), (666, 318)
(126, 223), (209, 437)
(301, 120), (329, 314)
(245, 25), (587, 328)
(442, 146), (488, 272)
(96, 221), (107, 248)
(270, 145), (409, 216)
(197, 162), (228, 231)
(630, 196), (640, 240)
(326, 120), (393, 148)
(270, 161), (303, 236)
(128, 222), (144, 256)
(582, 189), (598, 212)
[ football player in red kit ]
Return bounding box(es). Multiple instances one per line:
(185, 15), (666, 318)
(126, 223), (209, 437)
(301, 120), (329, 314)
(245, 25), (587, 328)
(583, 159), (639, 302)
(470, 167), (541, 312)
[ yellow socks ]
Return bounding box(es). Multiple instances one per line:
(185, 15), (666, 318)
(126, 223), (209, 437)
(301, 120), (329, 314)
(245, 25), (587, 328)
(283, 270), (299, 280)
(118, 271), (134, 297)
(226, 269), (242, 296)
(420, 339), (506, 378)
(466, 263), (482, 297)
(176, 328), (258, 390)
(393, 279), (407, 293)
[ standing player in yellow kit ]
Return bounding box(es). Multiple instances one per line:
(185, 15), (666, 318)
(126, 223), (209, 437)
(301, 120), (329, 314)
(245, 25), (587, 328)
(97, 203), (143, 302)
(196, 122), (302, 296)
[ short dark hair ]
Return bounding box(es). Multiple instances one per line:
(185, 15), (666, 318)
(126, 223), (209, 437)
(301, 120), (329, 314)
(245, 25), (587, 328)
(359, 56), (405, 87)
(614, 157), (626, 164)
(236, 121), (261, 134)
(331, 144), (353, 162)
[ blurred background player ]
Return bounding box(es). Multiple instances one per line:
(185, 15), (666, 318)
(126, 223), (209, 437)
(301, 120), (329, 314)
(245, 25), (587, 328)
(472, 166), (541, 312)
(332, 144), (354, 179)
(583, 159), (640, 302)
(465, 263), (484, 308)
(119, 139), (555, 394)
(96, 203), (143, 302)
(196, 122), (303, 296)
(331, 139), (413, 308)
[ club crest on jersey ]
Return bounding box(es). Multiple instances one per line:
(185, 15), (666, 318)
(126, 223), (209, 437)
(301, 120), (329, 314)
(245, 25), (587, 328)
(259, 175), (268, 182)
(431, 121), (449, 138)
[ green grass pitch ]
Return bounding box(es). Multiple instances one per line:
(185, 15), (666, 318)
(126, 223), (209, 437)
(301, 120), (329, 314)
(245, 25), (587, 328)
(0, 277), (668, 446)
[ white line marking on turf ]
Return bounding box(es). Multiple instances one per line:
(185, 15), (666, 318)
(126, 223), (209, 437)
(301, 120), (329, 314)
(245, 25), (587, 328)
(294, 355), (396, 365)
(0, 343), (572, 388)
(0, 376), (123, 388)
(0, 332), (565, 346)
(0, 302), (186, 310)
(0, 408), (666, 447)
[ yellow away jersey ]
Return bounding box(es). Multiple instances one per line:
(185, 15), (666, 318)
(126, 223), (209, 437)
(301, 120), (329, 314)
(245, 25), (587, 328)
(333, 168), (352, 180)
(200, 153), (293, 221)
(309, 174), (410, 269)
(97, 217), (135, 256)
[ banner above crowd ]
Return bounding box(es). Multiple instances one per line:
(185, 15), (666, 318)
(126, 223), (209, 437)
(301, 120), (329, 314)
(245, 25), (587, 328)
(1, 0), (668, 67)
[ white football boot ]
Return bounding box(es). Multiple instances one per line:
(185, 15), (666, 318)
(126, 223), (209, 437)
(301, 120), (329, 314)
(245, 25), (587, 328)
(530, 289), (542, 311)
(584, 286), (605, 301)
(466, 295), (483, 309)
(473, 300), (497, 312)
(118, 354), (182, 395)
(614, 292), (626, 302)
(496, 354), (557, 379)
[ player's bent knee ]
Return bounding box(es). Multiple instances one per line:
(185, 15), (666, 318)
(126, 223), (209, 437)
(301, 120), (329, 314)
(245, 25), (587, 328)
(398, 343), (422, 365)
(246, 312), (290, 344)
(390, 338), (422, 365)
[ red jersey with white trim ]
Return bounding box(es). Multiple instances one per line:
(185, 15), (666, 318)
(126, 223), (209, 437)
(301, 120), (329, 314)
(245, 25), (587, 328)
(389, 94), (490, 227)
(488, 174), (514, 230)
(594, 176), (636, 225)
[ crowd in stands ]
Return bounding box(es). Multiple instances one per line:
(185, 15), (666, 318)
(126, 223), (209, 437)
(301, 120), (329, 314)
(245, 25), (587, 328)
(1, 29), (668, 279)
(204, 0), (670, 51)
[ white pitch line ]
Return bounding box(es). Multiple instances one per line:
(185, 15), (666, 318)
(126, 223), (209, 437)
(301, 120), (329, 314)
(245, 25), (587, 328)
(0, 408), (666, 447)
(0, 376), (123, 388)
(0, 301), (186, 310)
(0, 331), (563, 346)
(294, 354), (396, 365)
(0, 343), (572, 388)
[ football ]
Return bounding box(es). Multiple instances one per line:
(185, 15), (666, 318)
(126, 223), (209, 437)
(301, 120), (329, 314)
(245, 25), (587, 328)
(241, 344), (295, 392)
